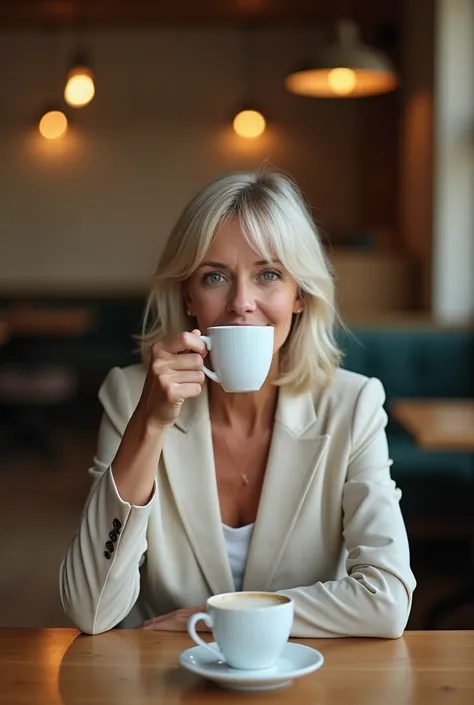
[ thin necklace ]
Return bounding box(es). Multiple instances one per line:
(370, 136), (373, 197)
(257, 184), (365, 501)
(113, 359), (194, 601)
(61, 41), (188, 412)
(215, 428), (250, 487)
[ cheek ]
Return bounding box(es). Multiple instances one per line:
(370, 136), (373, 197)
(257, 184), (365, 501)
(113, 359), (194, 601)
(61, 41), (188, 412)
(190, 289), (227, 327)
(188, 282), (213, 307)
(196, 290), (225, 311)
(263, 290), (297, 321)
(262, 293), (296, 348)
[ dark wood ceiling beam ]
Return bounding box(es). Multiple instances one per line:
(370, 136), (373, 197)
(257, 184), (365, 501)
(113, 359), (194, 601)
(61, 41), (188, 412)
(0, 1), (399, 29)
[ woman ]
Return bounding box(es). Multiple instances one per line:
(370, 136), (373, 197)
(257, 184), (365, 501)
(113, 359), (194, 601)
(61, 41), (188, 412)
(60, 169), (416, 637)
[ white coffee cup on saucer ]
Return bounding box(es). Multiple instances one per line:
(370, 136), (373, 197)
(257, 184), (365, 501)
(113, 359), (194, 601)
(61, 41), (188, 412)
(187, 591), (294, 670)
(199, 325), (274, 393)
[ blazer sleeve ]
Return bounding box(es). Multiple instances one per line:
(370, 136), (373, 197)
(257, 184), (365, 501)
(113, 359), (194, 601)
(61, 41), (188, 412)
(278, 377), (417, 638)
(59, 367), (157, 635)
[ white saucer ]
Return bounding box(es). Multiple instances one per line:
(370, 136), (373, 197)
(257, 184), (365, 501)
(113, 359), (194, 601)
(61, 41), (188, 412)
(179, 642), (324, 691)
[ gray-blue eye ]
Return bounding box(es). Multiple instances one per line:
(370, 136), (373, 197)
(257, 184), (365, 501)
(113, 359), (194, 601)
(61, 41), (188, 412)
(261, 270), (281, 281)
(203, 272), (224, 285)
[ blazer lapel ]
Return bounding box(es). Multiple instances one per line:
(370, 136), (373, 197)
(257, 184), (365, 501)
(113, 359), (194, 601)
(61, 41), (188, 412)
(242, 387), (330, 591)
(162, 384), (235, 596)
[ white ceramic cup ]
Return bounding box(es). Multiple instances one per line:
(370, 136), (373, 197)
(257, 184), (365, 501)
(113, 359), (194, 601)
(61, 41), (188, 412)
(187, 591), (294, 670)
(199, 325), (274, 393)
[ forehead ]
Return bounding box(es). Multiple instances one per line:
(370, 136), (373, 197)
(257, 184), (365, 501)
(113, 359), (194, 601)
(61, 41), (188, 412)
(205, 217), (274, 261)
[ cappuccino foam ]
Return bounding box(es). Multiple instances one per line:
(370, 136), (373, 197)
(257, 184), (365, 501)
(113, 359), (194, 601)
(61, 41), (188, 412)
(212, 593), (288, 611)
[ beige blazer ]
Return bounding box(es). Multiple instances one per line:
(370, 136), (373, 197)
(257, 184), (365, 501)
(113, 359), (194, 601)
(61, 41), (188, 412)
(60, 365), (416, 637)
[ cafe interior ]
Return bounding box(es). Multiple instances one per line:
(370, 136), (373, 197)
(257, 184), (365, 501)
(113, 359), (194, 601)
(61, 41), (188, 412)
(0, 0), (473, 643)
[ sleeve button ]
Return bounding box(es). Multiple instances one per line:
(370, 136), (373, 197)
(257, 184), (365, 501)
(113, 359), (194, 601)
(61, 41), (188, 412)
(104, 551), (111, 560)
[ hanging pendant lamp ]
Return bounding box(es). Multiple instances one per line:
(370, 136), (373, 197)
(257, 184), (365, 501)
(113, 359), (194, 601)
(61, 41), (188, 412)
(38, 105), (68, 139)
(64, 51), (95, 108)
(232, 25), (267, 139)
(285, 19), (398, 98)
(37, 30), (69, 140)
(233, 106), (266, 139)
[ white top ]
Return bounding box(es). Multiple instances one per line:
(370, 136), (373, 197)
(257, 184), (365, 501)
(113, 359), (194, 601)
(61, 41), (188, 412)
(222, 523), (254, 591)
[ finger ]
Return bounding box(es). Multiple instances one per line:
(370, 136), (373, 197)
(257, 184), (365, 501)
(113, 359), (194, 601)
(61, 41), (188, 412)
(191, 329), (208, 357)
(142, 606), (207, 630)
(167, 382), (203, 401)
(163, 331), (207, 356)
(171, 371), (205, 385)
(142, 620), (210, 632)
(142, 619), (166, 631)
(142, 616), (165, 627)
(151, 354), (202, 378)
(142, 615), (170, 628)
(166, 353), (204, 372)
(143, 623), (184, 632)
(142, 618), (186, 631)
(142, 622), (167, 631)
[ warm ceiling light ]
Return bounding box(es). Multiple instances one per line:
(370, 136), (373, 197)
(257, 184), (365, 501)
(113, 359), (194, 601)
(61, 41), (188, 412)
(285, 19), (398, 98)
(38, 110), (68, 139)
(64, 60), (95, 107)
(327, 67), (357, 95)
(233, 109), (266, 139)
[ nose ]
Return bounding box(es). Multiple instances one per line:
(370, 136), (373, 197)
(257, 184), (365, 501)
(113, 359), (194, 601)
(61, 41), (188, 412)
(226, 278), (257, 316)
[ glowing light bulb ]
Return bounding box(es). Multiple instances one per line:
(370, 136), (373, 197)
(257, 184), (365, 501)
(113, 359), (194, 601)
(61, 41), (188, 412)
(327, 68), (357, 95)
(233, 110), (266, 139)
(65, 66), (95, 107)
(39, 110), (68, 139)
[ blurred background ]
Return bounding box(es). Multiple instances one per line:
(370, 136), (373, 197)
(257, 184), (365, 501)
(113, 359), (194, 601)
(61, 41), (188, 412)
(0, 0), (473, 630)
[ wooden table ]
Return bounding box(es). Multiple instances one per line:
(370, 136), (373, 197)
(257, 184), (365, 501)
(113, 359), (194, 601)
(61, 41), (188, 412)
(391, 400), (474, 451)
(0, 629), (473, 704)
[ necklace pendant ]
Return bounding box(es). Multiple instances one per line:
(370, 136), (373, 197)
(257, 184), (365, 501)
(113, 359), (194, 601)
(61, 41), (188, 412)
(241, 473), (249, 486)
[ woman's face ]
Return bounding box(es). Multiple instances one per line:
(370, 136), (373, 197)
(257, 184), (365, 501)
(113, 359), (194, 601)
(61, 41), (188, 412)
(184, 218), (302, 355)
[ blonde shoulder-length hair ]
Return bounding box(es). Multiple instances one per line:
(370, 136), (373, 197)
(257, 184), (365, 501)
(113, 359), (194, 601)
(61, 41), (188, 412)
(139, 169), (341, 394)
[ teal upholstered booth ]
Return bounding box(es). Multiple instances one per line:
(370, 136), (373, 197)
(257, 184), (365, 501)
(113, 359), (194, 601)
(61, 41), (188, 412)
(339, 325), (474, 529)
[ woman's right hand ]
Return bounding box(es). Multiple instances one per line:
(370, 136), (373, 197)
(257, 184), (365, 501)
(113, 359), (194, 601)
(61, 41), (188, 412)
(136, 329), (207, 432)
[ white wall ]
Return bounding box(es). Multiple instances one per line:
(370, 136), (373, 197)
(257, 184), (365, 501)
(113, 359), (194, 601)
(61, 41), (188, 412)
(1, 29), (363, 292)
(433, 0), (474, 323)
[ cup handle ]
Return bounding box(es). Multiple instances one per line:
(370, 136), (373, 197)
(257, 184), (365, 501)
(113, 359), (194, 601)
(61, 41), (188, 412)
(187, 612), (225, 660)
(199, 335), (220, 384)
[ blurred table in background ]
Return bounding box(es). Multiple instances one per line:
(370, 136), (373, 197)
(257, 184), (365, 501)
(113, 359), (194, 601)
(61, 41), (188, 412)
(0, 304), (96, 460)
(392, 398), (474, 629)
(0, 304), (95, 338)
(391, 400), (474, 452)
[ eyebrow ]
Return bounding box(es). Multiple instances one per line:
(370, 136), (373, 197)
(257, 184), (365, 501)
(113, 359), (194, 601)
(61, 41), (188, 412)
(198, 259), (281, 270)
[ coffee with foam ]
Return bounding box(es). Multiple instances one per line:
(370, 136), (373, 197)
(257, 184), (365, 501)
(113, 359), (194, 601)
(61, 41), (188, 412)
(187, 591), (294, 670)
(211, 593), (289, 610)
